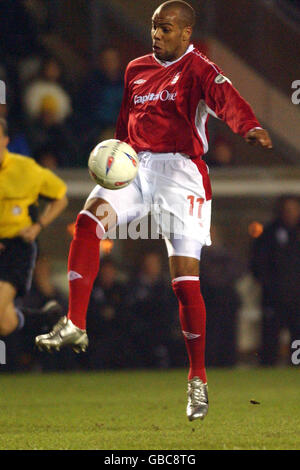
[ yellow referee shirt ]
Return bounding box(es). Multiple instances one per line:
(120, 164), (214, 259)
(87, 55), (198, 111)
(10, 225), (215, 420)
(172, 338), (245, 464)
(0, 149), (67, 239)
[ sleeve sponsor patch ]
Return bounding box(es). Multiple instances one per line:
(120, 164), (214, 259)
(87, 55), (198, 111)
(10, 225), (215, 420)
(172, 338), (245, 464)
(214, 74), (232, 85)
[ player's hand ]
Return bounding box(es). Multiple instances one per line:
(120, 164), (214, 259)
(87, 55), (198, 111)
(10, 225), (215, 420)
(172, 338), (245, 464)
(18, 223), (42, 243)
(245, 128), (273, 149)
(0, 242), (6, 252)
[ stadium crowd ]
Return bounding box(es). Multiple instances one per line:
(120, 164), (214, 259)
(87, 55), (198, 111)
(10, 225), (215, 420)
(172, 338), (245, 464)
(5, 193), (299, 373)
(0, 0), (125, 170)
(0, 0), (233, 170)
(3, 245), (245, 372)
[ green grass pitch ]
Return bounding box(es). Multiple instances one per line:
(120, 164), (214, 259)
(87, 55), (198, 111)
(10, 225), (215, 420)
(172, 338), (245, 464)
(0, 367), (299, 450)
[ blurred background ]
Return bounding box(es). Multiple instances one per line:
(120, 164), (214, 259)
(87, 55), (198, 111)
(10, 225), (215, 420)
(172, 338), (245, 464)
(1, 0), (300, 373)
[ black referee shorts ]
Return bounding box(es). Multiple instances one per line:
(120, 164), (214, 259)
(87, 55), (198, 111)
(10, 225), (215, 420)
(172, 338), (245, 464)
(0, 237), (37, 297)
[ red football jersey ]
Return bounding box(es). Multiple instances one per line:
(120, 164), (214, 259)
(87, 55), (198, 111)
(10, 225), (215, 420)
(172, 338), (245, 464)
(115, 45), (261, 160)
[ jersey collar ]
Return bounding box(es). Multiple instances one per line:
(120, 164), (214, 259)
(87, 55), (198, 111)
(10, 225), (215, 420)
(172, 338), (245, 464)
(153, 44), (194, 67)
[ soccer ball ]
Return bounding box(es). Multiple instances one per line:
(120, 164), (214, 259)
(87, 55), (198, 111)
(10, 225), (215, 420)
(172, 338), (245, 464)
(88, 139), (139, 190)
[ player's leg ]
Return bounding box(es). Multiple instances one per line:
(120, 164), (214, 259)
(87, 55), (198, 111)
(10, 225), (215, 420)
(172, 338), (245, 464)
(167, 240), (208, 422)
(66, 181), (146, 333)
(67, 197), (112, 330)
(36, 181), (146, 352)
(0, 281), (19, 336)
(169, 254), (206, 383)
(154, 153), (212, 421)
(35, 197), (112, 352)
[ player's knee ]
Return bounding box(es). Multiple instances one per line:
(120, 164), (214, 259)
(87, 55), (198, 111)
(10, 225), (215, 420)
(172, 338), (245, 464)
(73, 211), (105, 241)
(172, 277), (203, 308)
(83, 198), (116, 232)
(169, 256), (200, 280)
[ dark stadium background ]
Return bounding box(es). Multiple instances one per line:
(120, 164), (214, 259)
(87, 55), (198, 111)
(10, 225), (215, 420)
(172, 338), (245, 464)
(0, 0), (300, 372)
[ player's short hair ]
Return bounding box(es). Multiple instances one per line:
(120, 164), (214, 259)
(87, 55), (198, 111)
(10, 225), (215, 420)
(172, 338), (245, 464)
(158, 0), (196, 27)
(0, 117), (8, 136)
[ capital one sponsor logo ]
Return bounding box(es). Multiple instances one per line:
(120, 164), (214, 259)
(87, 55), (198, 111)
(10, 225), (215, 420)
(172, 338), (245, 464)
(134, 89), (177, 105)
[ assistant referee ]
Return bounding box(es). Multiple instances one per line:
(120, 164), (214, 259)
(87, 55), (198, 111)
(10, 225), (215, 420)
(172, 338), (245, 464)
(0, 117), (68, 336)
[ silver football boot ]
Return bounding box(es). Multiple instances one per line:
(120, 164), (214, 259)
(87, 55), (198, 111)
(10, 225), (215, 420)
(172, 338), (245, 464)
(35, 316), (88, 353)
(186, 377), (209, 421)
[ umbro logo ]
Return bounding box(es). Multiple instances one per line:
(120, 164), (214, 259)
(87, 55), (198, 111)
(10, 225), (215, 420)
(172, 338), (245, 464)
(68, 271), (83, 281)
(134, 79), (147, 85)
(182, 331), (200, 340)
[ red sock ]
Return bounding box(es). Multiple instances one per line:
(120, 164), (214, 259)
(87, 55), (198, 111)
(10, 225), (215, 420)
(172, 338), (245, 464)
(172, 277), (207, 383)
(67, 211), (104, 330)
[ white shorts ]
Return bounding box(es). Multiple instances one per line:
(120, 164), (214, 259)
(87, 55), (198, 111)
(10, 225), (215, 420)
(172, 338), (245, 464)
(87, 151), (212, 260)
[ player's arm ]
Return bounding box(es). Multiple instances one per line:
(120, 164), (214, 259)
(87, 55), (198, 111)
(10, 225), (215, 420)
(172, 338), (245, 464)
(19, 166), (68, 243)
(244, 127), (272, 148)
(201, 65), (272, 149)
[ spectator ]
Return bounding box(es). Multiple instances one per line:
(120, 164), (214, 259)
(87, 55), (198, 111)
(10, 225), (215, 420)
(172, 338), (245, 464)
(0, 0), (43, 126)
(78, 48), (124, 156)
(206, 137), (235, 167)
(251, 195), (300, 365)
(84, 47), (123, 128)
(128, 251), (179, 368)
(0, 103), (31, 156)
(23, 56), (72, 124)
(26, 95), (79, 167)
(22, 55), (79, 167)
(86, 257), (132, 369)
(201, 225), (243, 367)
(34, 146), (59, 170)
(0, 0), (40, 61)
(7, 127), (31, 157)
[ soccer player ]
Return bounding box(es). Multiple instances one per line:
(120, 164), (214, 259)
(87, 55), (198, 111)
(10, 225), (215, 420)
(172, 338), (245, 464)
(0, 117), (68, 337)
(36, 1), (272, 421)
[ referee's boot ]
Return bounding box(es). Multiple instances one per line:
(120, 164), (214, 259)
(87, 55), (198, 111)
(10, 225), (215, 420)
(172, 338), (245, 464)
(35, 316), (88, 353)
(186, 377), (209, 421)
